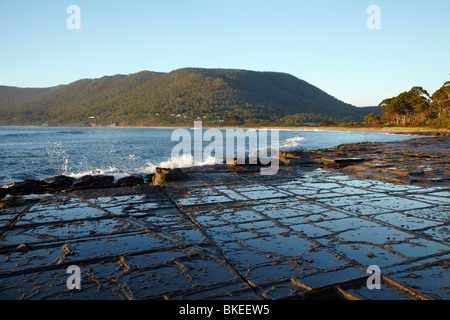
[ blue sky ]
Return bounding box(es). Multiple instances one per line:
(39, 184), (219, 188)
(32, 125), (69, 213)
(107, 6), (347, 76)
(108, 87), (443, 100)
(0, 0), (449, 106)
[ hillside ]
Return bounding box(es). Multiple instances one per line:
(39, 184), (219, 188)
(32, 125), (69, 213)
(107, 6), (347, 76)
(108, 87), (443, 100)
(0, 68), (376, 126)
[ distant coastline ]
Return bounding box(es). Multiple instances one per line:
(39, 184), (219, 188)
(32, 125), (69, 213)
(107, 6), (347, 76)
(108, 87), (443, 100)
(1, 124), (449, 135)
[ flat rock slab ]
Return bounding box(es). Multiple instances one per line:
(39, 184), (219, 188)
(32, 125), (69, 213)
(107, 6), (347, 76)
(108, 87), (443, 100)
(311, 136), (449, 185)
(0, 137), (449, 300)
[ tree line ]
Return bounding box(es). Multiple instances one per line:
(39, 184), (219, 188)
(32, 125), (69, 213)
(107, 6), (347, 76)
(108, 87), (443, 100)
(364, 78), (450, 129)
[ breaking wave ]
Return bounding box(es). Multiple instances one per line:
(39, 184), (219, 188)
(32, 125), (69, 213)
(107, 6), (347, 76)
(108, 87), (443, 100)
(59, 135), (305, 181)
(66, 154), (220, 181)
(278, 136), (305, 152)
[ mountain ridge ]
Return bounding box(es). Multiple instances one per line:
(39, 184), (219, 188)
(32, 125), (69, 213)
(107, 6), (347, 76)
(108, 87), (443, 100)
(0, 68), (379, 126)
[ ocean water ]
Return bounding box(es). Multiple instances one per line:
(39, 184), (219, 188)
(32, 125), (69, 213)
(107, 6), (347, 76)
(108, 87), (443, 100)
(0, 126), (421, 185)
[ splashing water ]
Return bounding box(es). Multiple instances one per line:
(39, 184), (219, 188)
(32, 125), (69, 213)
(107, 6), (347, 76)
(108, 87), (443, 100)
(278, 136), (305, 152)
(46, 143), (72, 176)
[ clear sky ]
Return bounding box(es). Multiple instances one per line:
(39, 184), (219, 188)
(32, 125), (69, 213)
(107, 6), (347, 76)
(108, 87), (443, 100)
(0, 0), (449, 106)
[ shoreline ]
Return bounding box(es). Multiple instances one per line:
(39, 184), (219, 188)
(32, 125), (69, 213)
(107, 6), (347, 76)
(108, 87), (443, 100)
(1, 134), (449, 199)
(1, 124), (449, 134)
(2, 126), (447, 190)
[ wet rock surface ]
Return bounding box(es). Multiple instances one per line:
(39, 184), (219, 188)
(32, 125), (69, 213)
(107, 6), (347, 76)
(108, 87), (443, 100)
(0, 136), (449, 300)
(116, 175), (145, 187)
(281, 136), (450, 185)
(69, 175), (116, 190)
(1, 174), (147, 198)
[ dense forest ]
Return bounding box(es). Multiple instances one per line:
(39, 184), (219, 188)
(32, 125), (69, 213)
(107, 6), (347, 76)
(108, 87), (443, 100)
(364, 79), (450, 129)
(0, 68), (378, 127)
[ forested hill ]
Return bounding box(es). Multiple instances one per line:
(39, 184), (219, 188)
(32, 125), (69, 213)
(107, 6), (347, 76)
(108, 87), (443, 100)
(0, 68), (376, 126)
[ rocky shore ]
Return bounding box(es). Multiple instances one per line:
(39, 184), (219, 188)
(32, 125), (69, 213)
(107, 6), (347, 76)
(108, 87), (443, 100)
(279, 135), (450, 185)
(0, 135), (448, 300)
(1, 135), (449, 200)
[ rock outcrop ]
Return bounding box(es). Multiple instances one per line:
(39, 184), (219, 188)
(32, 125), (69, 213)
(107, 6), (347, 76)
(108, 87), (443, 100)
(152, 168), (188, 186)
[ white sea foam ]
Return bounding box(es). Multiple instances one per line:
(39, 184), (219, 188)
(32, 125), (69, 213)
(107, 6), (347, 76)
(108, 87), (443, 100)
(66, 154), (221, 181)
(278, 136), (305, 152)
(64, 135), (304, 180)
(67, 167), (130, 182)
(144, 154), (219, 171)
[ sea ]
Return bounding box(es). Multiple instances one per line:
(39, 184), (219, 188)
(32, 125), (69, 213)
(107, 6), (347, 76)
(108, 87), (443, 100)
(0, 126), (421, 186)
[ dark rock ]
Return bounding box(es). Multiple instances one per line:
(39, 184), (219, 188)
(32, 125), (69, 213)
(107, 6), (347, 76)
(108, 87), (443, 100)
(117, 175), (144, 187)
(226, 157), (281, 166)
(165, 168), (188, 181)
(7, 179), (49, 195)
(152, 168), (188, 186)
(44, 175), (75, 191)
(321, 157), (366, 168)
(2, 176), (75, 197)
(396, 131), (450, 136)
(144, 174), (155, 183)
(70, 175), (115, 190)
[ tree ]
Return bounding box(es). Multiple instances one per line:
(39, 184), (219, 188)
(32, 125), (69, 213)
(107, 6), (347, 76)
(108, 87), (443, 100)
(406, 86), (431, 123)
(379, 97), (403, 125)
(224, 114), (244, 125)
(321, 116), (336, 126)
(364, 112), (382, 127)
(431, 80), (450, 117)
(378, 86), (431, 126)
